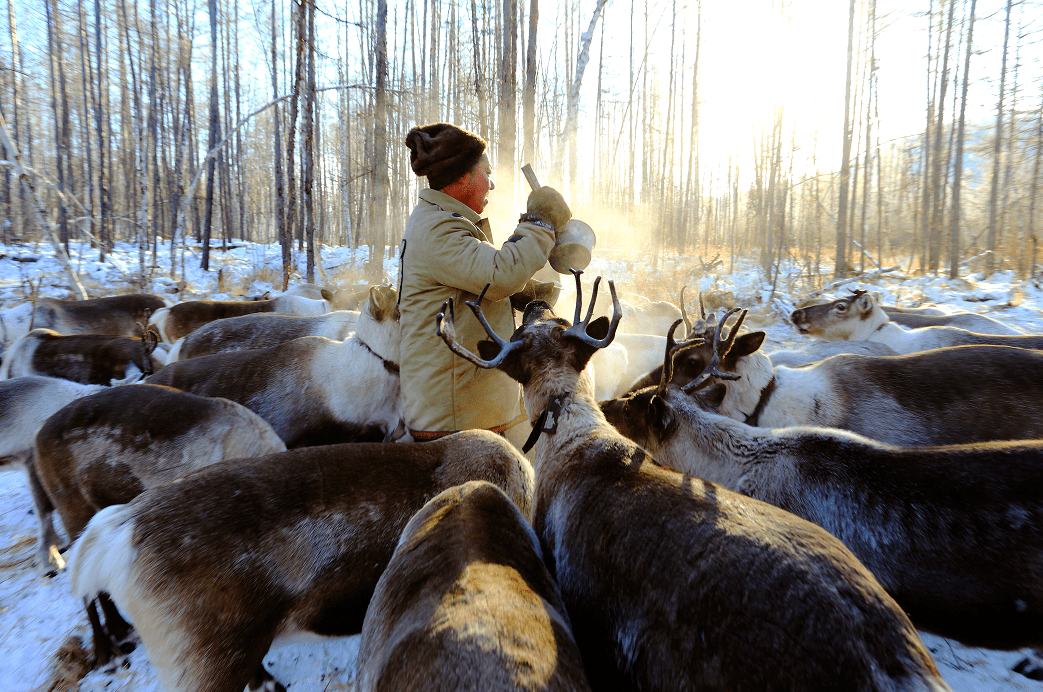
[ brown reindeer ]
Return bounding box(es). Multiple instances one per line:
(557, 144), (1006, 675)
(434, 272), (949, 692)
(69, 431), (534, 692)
(148, 294), (328, 343)
(33, 383), (286, 668)
(1, 328), (161, 383)
(33, 293), (167, 336)
(355, 481), (591, 692)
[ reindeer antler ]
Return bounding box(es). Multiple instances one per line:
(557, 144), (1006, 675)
(679, 307), (747, 395)
(435, 283), (526, 369)
(562, 269), (621, 349)
(657, 319), (705, 396)
(679, 286), (709, 338)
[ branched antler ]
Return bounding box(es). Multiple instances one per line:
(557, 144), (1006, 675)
(562, 269), (621, 349)
(435, 283), (526, 369)
(679, 285), (711, 338)
(680, 307), (748, 395)
(657, 319), (705, 397)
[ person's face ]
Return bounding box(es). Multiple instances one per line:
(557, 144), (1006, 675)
(461, 154), (494, 214)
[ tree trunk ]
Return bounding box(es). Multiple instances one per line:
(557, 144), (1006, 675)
(564, 0), (607, 197)
(272, 0), (289, 287)
(201, 0), (220, 271)
(46, 0), (71, 254)
(948, 0), (976, 278)
(95, 0), (108, 259)
(928, 0), (956, 273)
(77, 0), (95, 249)
(1027, 83), (1043, 280)
(371, 0), (389, 281)
(498, 0), (517, 197)
(303, 0), (317, 282)
(522, 0), (537, 167)
(5, 0), (23, 242)
(834, 0), (856, 277)
(985, 0), (1012, 276)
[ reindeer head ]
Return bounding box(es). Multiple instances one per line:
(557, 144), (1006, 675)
(436, 270), (621, 393)
(602, 310), (747, 451)
(366, 285), (401, 323)
(790, 289), (876, 338)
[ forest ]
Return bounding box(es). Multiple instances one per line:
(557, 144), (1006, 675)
(2, 0), (1043, 291)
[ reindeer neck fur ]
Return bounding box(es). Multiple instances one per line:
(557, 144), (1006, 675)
(521, 363), (608, 472)
(653, 392), (780, 490)
(715, 350), (775, 423)
(350, 307), (401, 367)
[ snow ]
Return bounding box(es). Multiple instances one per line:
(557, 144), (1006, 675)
(1, 239), (1042, 691)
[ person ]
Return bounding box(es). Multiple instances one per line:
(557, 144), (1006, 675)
(398, 122), (571, 446)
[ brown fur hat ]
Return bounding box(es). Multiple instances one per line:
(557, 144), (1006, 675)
(405, 123), (487, 190)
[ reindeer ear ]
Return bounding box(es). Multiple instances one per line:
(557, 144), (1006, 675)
(855, 293), (874, 315)
(693, 382), (727, 411)
(585, 316), (610, 340)
(321, 289), (334, 302)
(728, 331), (765, 358)
(649, 395), (675, 434)
(143, 329), (159, 354)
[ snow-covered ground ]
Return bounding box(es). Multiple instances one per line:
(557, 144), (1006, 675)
(2, 238), (1042, 691)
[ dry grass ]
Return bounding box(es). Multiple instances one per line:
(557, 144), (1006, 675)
(43, 634), (91, 692)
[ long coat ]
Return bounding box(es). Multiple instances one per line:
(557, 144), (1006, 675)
(398, 189), (554, 434)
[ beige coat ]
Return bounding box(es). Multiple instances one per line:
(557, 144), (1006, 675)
(399, 189), (555, 434)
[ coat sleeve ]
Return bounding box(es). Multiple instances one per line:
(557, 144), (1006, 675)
(425, 216), (555, 302)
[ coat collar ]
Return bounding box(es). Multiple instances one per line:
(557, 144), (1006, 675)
(418, 189), (492, 242)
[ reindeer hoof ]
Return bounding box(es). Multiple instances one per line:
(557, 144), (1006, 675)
(248, 664), (287, 692)
(1014, 656), (1043, 681)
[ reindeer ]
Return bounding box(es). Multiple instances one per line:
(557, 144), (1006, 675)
(0, 376), (107, 572)
(167, 309), (360, 361)
(603, 316), (1043, 678)
(33, 293), (167, 336)
(146, 286), (402, 447)
(355, 481), (591, 692)
(790, 290), (1041, 354)
(882, 303), (1024, 334)
(434, 272), (949, 692)
(148, 293), (329, 344)
(69, 431), (534, 692)
(625, 290), (896, 392)
(632, 307), (1043, 446)
(0, 328), (161, 384)
(33, 383), (286, 668)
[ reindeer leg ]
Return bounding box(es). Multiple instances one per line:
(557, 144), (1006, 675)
(247, 664), (287, 692)
(97, 592), (135, 652)
(85, 598), (127, 671)
(1013, 650), (1043, 681)
(21, 452), (64, 576)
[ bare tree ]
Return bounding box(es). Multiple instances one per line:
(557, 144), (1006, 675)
(522, 0), (537, 167)
(371, 0), (389, 281)
(985, 0), (1013, 276)
(564, 0), (607, 197)
(834, 0), (857, 277)
(200, 0), (221, 271)
(949, 0), (977, 279)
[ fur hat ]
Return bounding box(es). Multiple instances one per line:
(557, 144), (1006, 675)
(405, 123), (487, 190)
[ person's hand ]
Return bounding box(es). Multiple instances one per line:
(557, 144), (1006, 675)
(526, 186), (572, 231)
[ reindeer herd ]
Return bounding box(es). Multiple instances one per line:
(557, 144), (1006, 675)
(1, 271), (1042, 691)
